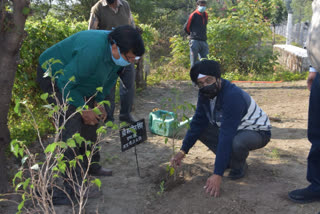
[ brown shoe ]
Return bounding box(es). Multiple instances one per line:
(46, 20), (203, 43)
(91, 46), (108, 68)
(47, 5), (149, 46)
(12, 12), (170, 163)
(90, 167), (113, 176)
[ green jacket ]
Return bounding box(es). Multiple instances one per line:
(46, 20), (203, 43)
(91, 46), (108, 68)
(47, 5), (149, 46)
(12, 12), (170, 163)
(39, 30), (121, 107)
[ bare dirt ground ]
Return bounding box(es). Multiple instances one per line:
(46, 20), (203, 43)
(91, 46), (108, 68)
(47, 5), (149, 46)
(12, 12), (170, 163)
(2, 80), (320, 214)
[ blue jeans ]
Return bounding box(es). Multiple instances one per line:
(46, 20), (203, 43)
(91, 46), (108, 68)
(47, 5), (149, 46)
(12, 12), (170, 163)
(105, 63), (136, 121)
(189, 39), (209, 68)
(307, 72), (320, 192)
(198, 123), (271, 170)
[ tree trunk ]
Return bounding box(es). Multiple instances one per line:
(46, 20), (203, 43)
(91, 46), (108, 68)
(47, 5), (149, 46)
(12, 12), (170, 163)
(135, 56), (148, 89)
(0, 0), (29, 193)
(272, 25), (276, 45)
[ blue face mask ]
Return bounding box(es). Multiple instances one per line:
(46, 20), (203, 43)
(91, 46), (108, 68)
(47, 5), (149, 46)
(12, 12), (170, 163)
(198, 6), (206, 13)
(110, 45), (131, 67)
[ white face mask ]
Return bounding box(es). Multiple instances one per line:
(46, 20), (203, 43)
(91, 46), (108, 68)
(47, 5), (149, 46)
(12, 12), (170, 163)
(198, 6), (206, 13)
(110, 45), (131, 67)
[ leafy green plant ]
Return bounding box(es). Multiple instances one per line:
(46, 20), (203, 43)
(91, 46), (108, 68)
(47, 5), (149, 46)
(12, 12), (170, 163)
(8, 59), (118, 214)
(155, 88), (195, 190)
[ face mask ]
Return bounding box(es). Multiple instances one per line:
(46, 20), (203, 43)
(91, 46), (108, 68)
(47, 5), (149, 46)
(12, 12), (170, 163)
(199, 82), (219, 99)
(198, 6), (206, 13)
(107, 0), (115, 4)
(111, 45), (131, 67)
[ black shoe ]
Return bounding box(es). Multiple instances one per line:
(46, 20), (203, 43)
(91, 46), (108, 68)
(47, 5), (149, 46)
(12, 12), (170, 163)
(288, 187), (320, 203)
(228, 163), (248, 180)
(119, 114), (138, 124)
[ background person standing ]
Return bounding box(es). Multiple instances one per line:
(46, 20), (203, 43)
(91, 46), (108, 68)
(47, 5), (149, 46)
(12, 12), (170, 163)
(88, 0), (138, 124)
(184, 0), (209, 68)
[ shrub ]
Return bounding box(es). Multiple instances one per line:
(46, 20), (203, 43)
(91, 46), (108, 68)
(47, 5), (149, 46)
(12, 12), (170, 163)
(8, 16), (87, 143)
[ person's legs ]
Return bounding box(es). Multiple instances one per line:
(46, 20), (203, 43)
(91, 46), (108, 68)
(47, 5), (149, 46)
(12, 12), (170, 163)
(289, 73), (320, 203)
(198, 123), (219, 154)
(307, 73), (320, 192)
(189, 39), (200, 68)
(228, 130), (270, 179)
(104, 85), (116, 122)
(198, 41), (209, 60)
(119, 63), (136, 123)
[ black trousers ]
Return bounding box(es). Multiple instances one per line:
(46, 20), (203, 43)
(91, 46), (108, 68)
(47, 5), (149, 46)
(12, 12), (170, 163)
(105, 63), (135, 121)
(36, 65), (101, 182)
(307, 72), (320, 192)
(198, 123), (271, 170)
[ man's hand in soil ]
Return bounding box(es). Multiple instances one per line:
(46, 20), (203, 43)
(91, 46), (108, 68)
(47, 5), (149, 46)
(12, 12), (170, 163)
(82, 109), (100, 125)
(170, 150), (185, 168)
(204, 174), (222, 197)
(307, 72), (317, 91)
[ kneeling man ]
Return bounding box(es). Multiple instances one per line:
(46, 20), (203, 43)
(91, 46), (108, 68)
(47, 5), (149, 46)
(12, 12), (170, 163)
(171, 60), (271, 197)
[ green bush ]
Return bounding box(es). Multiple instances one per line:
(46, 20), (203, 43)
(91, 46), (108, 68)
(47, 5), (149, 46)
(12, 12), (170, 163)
(8, 16), (87, 143)
(207, 0), (276, 74)
(168, 0), (279, 75)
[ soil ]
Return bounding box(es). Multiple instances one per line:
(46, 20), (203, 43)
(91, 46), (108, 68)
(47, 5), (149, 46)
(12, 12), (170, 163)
(2, 80), (320, 214)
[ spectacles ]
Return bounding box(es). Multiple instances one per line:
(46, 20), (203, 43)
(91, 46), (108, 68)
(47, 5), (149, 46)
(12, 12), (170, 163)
(197, 76), (216, 89)
(124, 53), (140, 63)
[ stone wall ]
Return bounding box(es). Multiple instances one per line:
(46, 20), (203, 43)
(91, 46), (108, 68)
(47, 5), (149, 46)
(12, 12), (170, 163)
(273, 45), (310, 72)
(273, 22), (310, 47)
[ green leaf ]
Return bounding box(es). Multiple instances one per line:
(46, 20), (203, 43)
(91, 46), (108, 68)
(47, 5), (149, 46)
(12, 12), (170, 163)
(43, 70), (52, 78)
(13, 171), (23, 186)
(10, 139), (19, 158)
(85, 151), (90, 158)
(97, 126), (107, 134)
(17, 200), (25, 212)
(106, 121), (113, 127)
(73, 133), (84, 145)
(40, 93), (49, 100)
(129, 128), (136, 135)
(92, 107), (101, 115)
(69, 160), (76, 168)
(96, 87), (103, 93)
(45, 143), (57, 153)
(57, 141), (67, 149)
(52, 59), (63, 65)
(91, 178), (101, 189)
(15, 182), (23, 192)
(67, 139), (76, 148)
(169, 166), (175, 176)
(14, 99), (21, 116)
(21, 156), (28, 165)
(67, 97), (74, 102)
(77, 155), (83, 161)
(69, 76), (75, 82)
(43, 104), (53, 109)
(165, 138), (168, 144)
(23, 178), (30, 190)
(100, 100), (110, 107)
(58, 162), (66, 174)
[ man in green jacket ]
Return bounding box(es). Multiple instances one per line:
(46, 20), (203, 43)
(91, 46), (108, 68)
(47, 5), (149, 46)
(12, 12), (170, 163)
(37, 25), (144, 205)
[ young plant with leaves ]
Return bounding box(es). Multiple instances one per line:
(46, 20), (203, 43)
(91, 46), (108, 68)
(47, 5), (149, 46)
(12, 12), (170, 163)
(9, 59), (117, 214)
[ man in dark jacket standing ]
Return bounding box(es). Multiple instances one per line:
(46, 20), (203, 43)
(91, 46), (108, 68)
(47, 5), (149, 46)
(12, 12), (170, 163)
(171, 60), (271, 197)
(288, 0), (320, 203)
(184, 0), (209, 67)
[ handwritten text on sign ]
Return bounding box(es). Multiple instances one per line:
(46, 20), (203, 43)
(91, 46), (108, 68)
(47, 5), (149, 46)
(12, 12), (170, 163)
(120, 119), (147, 151)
